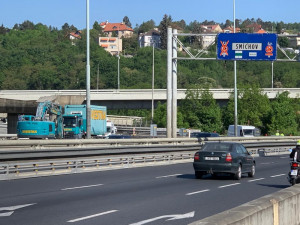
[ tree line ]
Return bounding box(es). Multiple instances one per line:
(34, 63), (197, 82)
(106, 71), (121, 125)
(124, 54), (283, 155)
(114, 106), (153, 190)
(0, 18), (299, 134)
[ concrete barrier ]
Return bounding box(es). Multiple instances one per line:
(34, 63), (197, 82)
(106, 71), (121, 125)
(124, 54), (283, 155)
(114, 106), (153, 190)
(189, 184), (300, 225)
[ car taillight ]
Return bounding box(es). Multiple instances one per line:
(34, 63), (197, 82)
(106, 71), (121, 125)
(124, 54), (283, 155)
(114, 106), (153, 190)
(292, 162), (299, 168)
(225, 153), (232, 162)
(194, 153), (199, 161)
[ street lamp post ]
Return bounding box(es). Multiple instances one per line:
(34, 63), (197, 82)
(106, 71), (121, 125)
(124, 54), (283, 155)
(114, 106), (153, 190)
(151, 41), (155, 124)
(86, 0), (91, 138)
(117, 27), (120, 90)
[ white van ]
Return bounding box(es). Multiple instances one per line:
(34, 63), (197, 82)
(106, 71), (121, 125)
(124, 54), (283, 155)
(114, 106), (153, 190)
(227, 125), (260, 137)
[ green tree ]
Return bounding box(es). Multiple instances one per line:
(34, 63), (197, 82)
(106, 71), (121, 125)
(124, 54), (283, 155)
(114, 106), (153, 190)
(238, 85), (271, 134)
(159, 14), (172, 50)
(93, 21), (102, 33)
(123, 16), (132, 28)
(267, 91), (298, 135)
(278, 37), (289, 47)
(153, 101), (167, 127)
(137, 20), (155, 34)
(180, 88), (223, 133)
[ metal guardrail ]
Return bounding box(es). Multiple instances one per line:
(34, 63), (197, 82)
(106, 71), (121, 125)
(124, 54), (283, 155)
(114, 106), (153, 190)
(0, 152), (195, 180)
(0, 136), (299, 160)
(0, 136), (298, 180)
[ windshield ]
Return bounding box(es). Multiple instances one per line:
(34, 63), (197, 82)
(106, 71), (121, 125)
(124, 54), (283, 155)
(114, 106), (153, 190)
(243, 129), (254, 135)
(202, 143), (233, 152)
(63, 117), (77, 128)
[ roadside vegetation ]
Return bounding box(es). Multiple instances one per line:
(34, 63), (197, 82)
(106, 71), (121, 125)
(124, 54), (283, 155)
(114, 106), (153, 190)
(0, 18), (299, 135)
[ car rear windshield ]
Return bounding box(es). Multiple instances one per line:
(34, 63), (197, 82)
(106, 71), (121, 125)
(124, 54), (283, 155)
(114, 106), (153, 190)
(201, 143), (233, 152)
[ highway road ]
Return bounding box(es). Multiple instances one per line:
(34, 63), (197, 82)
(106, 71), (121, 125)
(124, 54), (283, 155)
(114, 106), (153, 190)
(0, 154), (291, 225)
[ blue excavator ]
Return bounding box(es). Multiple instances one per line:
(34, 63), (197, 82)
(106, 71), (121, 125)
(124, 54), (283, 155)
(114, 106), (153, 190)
(17, 101), (63, 139)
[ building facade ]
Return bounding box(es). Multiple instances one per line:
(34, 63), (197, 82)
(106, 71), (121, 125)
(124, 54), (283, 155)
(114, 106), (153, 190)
(138, 29), (161, 48)
(99, 37), (122, 55)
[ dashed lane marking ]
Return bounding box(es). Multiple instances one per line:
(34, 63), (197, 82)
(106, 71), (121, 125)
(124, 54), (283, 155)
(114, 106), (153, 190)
(61, 184), (103, 191)
(156, 174), (182, 179)
(248, 178), (265, 182)
(67, 210), (118, 223)
(186, 189), (210, 196)
(270, 174), (285, 178)
(218, 183), (241, 188)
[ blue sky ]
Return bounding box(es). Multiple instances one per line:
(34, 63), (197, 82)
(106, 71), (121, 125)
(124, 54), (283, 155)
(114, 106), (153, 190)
(1, 0), (299, 29)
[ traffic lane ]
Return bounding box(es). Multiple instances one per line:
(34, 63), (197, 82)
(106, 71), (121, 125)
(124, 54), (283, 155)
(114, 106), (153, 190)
(0, 153), (289, 199)
(0, 162), (194, 199)
(0, 155), (291, 225)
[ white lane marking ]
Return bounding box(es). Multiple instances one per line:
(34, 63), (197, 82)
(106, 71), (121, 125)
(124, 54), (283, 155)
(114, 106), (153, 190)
(156, 174), (182, 179)
(67, 210), (118, 223)
(0, 212), (14, 217)
(0, 203), (36, 217)
(0, 203), (36, 211)
(218, 183), (240, 188)
(61, 184), (103, 191)
(270, 174), (286, 178)
(248, 178), (265, 182)
(186, 189), (210, 196)
(129, 211), (195, 225)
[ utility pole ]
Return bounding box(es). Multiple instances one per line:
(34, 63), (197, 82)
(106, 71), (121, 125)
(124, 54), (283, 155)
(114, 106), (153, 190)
(86, 0), (91, 138)
(151, 41), (155, 124)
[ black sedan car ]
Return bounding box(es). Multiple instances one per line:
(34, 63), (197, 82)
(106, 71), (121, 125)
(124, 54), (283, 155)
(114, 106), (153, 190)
(193, 142), (255, 180)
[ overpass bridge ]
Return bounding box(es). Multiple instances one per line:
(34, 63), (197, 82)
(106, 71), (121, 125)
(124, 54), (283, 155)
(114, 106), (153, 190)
(1, 88), (299, 111)
(0, 88), (299, 133)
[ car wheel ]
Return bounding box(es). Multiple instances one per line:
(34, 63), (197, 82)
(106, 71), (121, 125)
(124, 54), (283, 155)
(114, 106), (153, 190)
(234, 165), (242, 180)
(195, 171), (204, 179)
(248, 164), (255, 177)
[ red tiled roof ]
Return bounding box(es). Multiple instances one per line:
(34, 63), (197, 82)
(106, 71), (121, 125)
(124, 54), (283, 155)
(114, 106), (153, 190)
(101, 44), (108, 48)
(246, 23), (263, 33)
(70, 32), (81, 39)
(256, 29), (266, 34)
(102, 22), (133, 32)
(223, 26), (241, 33)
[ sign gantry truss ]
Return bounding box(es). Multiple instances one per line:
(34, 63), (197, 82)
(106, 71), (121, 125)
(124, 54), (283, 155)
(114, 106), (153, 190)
(167, 28), (299, 138)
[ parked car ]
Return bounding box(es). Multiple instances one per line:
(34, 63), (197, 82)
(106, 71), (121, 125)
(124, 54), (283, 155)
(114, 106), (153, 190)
(193, 142), (255, 180)
(191, 132), (219, 138)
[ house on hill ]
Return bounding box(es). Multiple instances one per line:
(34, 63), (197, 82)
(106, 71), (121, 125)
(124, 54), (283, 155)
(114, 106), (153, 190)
(138, 29), (161, 48)
(68, 31), (81, 45)
(201, 24), (222, 33)
(223, 26), (241, 33)
(246, 23), (266, 33)
(100, 21), (134, 38)
(98, 21), (134, 55)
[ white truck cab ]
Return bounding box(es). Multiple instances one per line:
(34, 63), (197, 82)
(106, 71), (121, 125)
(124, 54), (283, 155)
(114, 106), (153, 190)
(227, 125), (260, 137)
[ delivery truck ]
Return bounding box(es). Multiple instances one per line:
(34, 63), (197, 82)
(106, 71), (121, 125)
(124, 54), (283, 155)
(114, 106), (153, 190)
(63, 105), (107, 138)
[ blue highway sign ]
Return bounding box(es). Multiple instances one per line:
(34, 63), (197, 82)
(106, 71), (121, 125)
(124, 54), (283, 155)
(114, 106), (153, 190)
(217, 33), (277, 61)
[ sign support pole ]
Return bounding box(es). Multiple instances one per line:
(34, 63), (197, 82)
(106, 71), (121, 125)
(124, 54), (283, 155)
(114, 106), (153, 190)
(172, 29), (178, 138)
(233, 0), (238, 137)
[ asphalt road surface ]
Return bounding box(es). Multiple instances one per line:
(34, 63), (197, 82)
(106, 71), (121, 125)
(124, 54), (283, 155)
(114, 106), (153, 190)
(0, 154), (291, 225)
